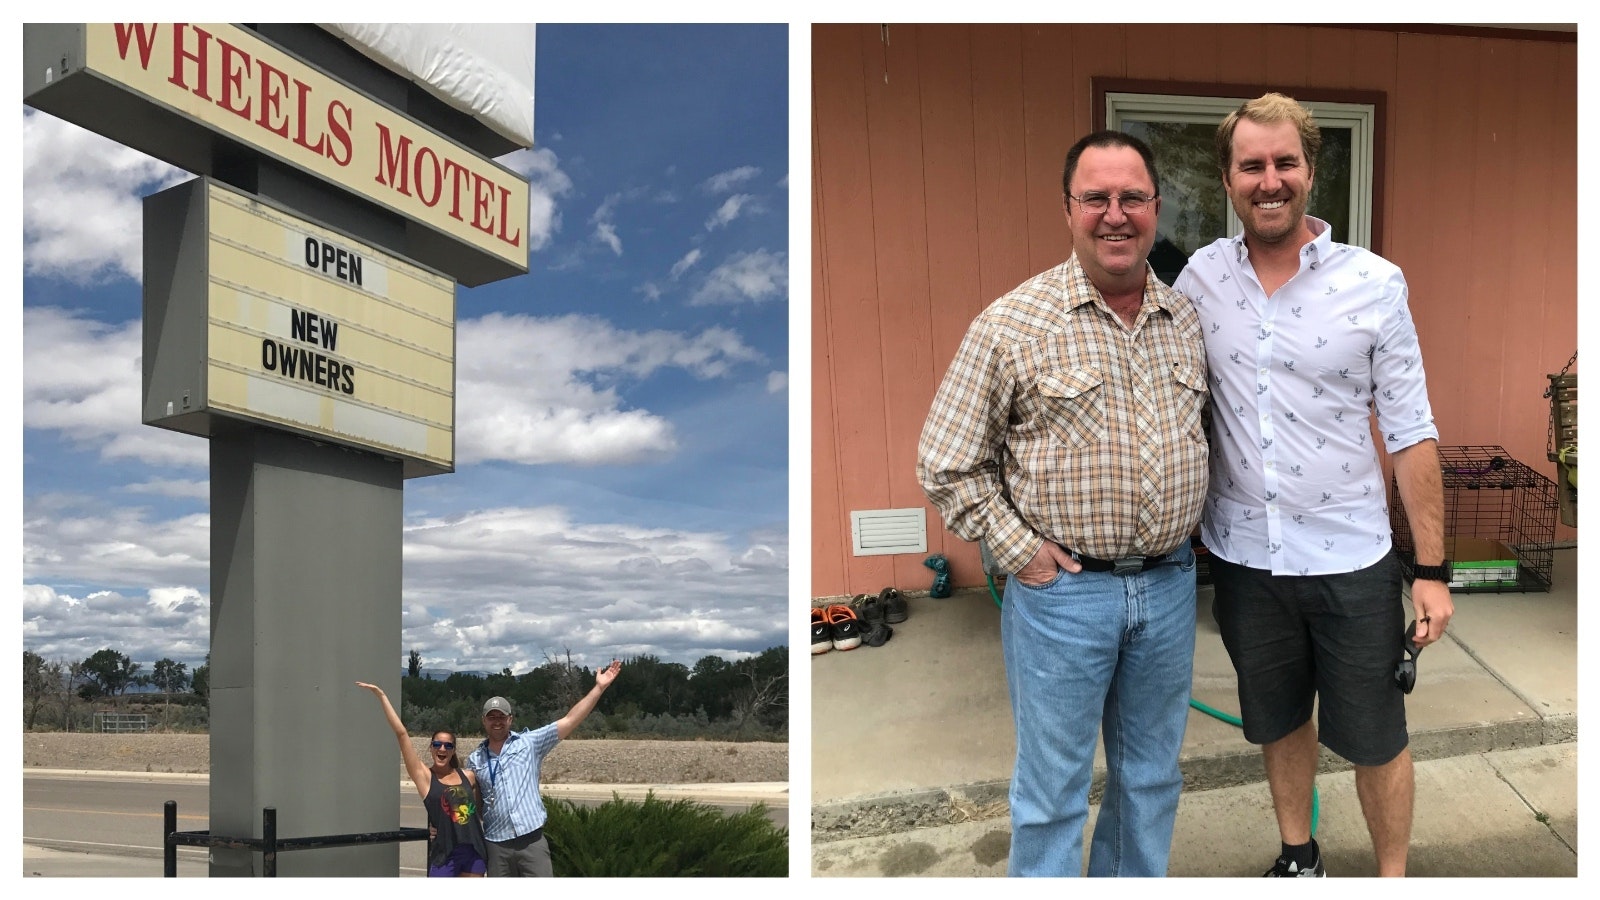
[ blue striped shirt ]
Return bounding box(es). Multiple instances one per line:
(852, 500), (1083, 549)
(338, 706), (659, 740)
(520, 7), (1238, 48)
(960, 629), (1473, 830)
(467, 723), (560, 841)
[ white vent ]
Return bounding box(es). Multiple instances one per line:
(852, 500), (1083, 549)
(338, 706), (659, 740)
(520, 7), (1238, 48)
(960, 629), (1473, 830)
(851, 508), (927, 556)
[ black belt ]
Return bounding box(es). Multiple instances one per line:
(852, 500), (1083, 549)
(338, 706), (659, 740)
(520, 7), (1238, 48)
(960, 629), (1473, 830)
(1073, 552), (1178, 576)
(490, 826), (543, 846)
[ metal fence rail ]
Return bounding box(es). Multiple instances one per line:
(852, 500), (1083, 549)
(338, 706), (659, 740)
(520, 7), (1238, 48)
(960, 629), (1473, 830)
(95, 712), (150, 733)
(164, 801), (428, 876)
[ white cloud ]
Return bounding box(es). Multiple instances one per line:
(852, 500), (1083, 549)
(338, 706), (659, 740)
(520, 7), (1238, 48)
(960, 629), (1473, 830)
(22, 307), (206, 468)
(670, 248), (702, 279)
(23, 495), (211, 589)
(455, 313), (763, 466)
(767, 371), (788, 393)
(21, 503), (788, 671)
(22, 584), (212, 667)
(594, 221), (623, 255)
(590, 193), (624, 255)
(401, 507), (789, 671)
(120, 478), (210, 500)
(497, 146), (574, 253)
(701, 165), (761, 193)
(690, 249), (789, 307)
(22, 110), (190, 284)
(705, 193), (756, 231)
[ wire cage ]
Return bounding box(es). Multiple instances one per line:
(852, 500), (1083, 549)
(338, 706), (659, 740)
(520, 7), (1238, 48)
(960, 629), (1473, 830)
(1390, 445), (1557, 593)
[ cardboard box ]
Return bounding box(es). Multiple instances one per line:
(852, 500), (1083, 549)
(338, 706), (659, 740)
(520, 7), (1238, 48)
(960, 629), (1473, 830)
(1444, 536), (1520, 588)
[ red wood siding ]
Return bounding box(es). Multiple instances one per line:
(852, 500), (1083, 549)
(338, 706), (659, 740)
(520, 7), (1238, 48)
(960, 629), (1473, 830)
(811, 23), (1578, 598)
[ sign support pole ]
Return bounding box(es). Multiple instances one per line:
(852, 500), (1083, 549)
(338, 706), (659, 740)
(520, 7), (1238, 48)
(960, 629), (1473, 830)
(208, 425), (403, 876)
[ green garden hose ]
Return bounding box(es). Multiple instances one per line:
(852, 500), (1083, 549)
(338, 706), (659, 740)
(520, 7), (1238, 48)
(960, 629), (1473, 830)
(985, 574), (1320, 837)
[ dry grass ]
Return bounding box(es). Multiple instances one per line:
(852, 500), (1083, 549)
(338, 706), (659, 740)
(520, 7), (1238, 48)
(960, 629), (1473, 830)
(23, 732), (788, 783)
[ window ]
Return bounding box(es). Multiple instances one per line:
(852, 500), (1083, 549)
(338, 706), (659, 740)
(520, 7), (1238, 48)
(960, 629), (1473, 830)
(1102, 88), (1380, 286)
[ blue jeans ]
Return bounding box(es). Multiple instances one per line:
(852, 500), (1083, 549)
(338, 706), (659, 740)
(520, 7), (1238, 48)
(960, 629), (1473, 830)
(1001, 545), (1197, 877)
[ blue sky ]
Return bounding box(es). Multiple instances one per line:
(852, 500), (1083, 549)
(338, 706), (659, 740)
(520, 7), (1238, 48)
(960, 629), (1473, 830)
(19, 24), (789, 675)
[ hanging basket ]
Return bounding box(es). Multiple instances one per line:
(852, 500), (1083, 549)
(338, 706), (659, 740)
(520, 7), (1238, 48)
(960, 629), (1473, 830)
(1546, 370), (1577, 527)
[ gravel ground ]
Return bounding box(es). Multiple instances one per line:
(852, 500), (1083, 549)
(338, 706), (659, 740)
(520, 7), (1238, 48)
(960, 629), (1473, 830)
(23, 733), (788, 784)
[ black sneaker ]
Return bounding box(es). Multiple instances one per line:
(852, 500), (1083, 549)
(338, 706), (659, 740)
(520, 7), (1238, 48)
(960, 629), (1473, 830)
(880, 586), (908, 624)
(811, 607), (832, 655)
(1263, 853), (1325, 877)
(851, 592), (886, 626)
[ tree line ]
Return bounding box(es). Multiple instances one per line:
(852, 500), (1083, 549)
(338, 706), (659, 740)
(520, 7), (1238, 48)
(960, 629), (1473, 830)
(23, 646), (786, 741)
(22, 648), (209, 732)
(397, 647), (787, 740)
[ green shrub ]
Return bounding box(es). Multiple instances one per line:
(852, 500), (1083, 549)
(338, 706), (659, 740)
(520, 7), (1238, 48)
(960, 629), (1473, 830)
(543, 792), (787, 877)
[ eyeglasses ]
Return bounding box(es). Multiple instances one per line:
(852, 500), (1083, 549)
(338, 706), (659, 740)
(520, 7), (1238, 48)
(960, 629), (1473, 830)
(1068, 192), (1157, 214)
(431, 740), (455, 750)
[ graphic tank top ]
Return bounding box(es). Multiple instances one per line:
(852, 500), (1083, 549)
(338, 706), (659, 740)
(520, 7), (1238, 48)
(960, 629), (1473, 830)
(424, 769), (489, 868)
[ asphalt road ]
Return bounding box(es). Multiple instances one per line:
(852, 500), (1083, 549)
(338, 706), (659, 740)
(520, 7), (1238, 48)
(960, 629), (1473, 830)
(24, 773), (787, 876)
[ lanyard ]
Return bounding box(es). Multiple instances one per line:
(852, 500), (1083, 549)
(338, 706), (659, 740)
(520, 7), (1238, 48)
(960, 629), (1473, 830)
(481, 740), (509, 796)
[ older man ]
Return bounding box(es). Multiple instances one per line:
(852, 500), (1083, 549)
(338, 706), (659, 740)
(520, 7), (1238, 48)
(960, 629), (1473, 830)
(919, 130), (1209, 877)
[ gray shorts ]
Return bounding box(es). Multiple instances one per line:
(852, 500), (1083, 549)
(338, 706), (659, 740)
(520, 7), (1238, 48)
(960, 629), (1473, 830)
(1210, 549), (1408, 766)
(485, 829), (552, 877)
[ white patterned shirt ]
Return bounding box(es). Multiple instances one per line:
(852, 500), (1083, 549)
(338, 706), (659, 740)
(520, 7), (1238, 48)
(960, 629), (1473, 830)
(1173, 217), (1438, 575)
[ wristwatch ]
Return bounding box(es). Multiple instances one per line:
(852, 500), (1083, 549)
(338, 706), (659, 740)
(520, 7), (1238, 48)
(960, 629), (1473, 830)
(1411, 561), (1453, 584)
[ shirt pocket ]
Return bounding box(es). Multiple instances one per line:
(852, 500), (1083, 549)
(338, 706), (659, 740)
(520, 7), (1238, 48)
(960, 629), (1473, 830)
(1170, 362), (1209, 441)
(1036, 367), (1105, 450)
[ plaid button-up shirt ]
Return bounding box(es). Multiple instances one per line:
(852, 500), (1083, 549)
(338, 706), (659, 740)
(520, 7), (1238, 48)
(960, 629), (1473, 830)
(917, 255), (1210, 574)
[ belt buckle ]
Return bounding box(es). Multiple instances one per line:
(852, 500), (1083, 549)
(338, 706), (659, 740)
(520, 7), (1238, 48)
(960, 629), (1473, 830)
(1111, 556), (1143, 576)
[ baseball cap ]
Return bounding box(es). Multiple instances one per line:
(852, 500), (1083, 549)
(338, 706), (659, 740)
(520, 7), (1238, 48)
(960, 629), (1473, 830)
(482, 696), (514, 716)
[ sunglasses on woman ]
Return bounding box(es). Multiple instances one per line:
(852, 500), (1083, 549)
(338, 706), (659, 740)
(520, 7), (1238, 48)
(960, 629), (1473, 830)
(431, 740), (455, 750)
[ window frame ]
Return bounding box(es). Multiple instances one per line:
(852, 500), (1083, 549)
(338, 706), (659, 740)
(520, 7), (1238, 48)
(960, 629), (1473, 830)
(1093, 79), (1388, 255)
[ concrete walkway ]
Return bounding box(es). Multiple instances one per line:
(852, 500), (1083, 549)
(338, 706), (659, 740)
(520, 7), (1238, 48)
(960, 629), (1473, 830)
(812, 743), (1576, 877)
(811, 549), (1578, 876)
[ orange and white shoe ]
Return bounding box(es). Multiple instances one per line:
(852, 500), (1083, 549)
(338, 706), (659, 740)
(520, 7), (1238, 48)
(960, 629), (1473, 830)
(827, 604), (862, 651)
(811, 607), (833, 655)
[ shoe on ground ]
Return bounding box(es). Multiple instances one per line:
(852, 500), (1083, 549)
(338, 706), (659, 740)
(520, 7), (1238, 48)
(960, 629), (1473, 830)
(1263, 853), (1325, 877)
(880, 587), (908, 624)
(811, 607), (832, 655)
(850, 592), (886, 626)
(826, 604), (863, 651)
(861, 621), (893, 647)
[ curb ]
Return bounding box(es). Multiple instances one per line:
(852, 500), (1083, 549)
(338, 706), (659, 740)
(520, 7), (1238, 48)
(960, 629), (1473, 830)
(543, 782), (789, 806)
(24, 768), (209, 782)
(811, 718), (1576, 843)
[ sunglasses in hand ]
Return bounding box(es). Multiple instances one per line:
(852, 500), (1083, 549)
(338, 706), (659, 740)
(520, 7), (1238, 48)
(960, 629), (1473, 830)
(1394, 620), (1423, 694)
